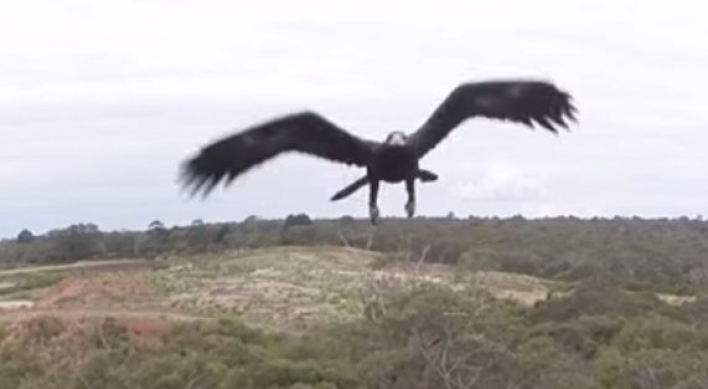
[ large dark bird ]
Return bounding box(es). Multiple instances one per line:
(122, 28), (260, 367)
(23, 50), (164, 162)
(179, 79), (578, 224)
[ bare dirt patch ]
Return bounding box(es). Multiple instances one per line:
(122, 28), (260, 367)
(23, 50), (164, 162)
(0, 300), (34, 310)
(657, 292), (698, 306)
(123, 317), (171, 338)
(35, 275), (148, 309)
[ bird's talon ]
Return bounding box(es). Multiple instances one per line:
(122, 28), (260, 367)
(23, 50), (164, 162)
(369, 205), (380, 224)
(405, 201), (415, 218)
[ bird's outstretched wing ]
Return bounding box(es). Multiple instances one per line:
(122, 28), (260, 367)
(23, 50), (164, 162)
(179, 111), (380, 197)
(407, 80), (578, 158)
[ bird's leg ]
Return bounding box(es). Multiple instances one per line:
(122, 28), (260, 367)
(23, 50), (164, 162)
(369, 179), (380, 225)
(405, 178), (416, 218)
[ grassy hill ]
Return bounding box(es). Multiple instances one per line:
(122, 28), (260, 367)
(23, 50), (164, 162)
(1, 245), (695, 330)
(2, 217), (708, 388)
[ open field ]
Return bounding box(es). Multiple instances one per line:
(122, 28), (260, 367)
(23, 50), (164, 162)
(0, 245), (697, 332)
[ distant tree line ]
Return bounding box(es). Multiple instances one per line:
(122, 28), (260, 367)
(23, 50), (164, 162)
(3, 214), (708, 292)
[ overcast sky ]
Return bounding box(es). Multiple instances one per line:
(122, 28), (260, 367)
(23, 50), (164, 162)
(1, 0), (706, 237)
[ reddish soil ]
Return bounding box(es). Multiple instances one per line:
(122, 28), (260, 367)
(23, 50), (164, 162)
(35, 277), (147, 309)
(124, 317), (170, 338)
(1, 275), (202, 343)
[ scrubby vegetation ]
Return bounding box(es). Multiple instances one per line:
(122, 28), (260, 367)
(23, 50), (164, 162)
(3, 282), (708, 388)
(2, 214), (708, 388)
(4, 215), (708, 292)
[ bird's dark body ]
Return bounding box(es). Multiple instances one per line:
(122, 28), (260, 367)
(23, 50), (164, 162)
(370, 146), (419, 183)
(179, 79), (578, 224)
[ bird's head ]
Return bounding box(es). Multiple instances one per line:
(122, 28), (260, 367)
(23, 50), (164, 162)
(384, 131), (408, 146)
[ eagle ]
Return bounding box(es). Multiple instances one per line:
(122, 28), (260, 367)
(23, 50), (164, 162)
(179, 79), (578, 224)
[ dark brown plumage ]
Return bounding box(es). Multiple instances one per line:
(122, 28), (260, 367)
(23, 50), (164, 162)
(180, 79), (578, 224)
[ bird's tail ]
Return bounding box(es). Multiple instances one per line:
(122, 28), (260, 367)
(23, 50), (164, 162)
(417, 169), (438, 182)
(331, 176), (369, 201)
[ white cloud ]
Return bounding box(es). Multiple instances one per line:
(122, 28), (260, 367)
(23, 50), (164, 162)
(453, 164), (550, 203)
(1, 0), (707, 236)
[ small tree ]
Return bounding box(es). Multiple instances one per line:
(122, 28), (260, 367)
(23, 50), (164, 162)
(283, 213), (313, 228)
(17, 229), (35, 244)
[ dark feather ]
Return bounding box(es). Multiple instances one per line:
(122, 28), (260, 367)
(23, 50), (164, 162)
(407, 80), (578, 158)
(330, 176), (369, 201)
(179, 111), (380, 197)
(417, 169), (438, 182)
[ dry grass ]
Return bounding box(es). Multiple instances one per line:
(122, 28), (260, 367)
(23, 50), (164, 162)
(140, 246), (586, 330)
(0, 246), (698, 333)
